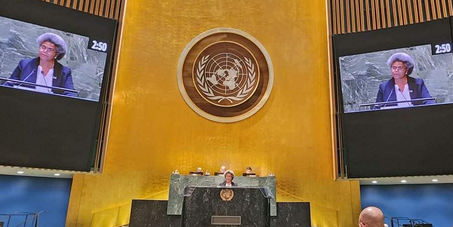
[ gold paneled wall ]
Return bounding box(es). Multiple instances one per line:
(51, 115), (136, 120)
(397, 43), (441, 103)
(66, 0), (361, 226)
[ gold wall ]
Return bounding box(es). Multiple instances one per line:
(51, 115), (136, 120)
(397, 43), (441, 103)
(66, 0), (361, 226)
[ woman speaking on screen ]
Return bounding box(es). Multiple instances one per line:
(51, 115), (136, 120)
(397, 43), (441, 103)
(374, 53), (435, 109)
(5, 32), (76, 96)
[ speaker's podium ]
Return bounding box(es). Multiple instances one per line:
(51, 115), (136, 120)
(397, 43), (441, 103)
(182, 186), (272, 227)
(129, 174), (311, 227)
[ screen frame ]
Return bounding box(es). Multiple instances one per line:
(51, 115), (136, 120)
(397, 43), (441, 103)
(332, 18), (453, 178)
(0, 0), (118, 171)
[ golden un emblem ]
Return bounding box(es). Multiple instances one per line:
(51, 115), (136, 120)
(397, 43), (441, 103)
(220, 189), (234, 201)
(177, 28), (274, 123)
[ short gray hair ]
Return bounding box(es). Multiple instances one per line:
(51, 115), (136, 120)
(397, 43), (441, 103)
(224, 170), (235, 179)
(387, 52), (415, 75)
(36, 33), (67, 60)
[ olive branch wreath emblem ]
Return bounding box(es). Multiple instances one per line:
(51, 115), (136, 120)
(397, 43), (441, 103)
(195, 55), (256, 104)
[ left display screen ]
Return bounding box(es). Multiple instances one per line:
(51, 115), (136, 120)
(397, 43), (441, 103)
(0, 0), (117, 171)
(0, 15), (108, 102)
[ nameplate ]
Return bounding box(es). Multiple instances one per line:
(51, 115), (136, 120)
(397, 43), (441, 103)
(211, 216), (241, 225)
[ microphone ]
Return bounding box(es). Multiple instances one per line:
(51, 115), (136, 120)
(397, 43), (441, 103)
(398, 88), (412, 106)
(382, 88), (394, 108)
(16, 69), (37, 87)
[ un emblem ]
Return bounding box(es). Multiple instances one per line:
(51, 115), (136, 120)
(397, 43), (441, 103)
(178, 28), (273, 123)
(220, 189), (234, 201)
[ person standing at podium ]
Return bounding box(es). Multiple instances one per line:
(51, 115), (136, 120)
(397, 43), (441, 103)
(374, 53), (434, 109)
(5, 32), (75, 96)
(219, 170), (237, 186)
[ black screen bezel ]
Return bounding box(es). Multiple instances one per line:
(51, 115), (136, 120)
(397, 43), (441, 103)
(0, 0), (118, 171)
(333, 18), (453, 178)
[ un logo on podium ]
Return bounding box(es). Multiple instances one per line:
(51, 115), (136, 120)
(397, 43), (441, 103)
(220, 189), (234, 201)
(178, 28), (274, 123)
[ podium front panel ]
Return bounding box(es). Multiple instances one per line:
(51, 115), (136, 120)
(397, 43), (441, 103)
(182, 187), (270, 227)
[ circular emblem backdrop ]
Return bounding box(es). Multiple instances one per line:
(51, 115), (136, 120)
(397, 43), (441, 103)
(177, 28), (274, 123)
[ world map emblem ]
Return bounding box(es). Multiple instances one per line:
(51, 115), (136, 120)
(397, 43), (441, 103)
(195, 44), (259, 107)
(178, 28), (274, 123)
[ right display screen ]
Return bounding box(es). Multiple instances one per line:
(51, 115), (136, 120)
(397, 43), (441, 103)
(334, 17), (453, 178)
(339, 44), (453, 113)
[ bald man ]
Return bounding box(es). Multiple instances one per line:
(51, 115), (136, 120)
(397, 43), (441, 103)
(358, 206), (384, 227)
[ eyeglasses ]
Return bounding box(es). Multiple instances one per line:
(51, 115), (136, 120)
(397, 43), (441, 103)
(40, 45), (56, 53)
(391, 66), (406, 71)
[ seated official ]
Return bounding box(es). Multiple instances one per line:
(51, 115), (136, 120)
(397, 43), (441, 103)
(242, 166), (257, 177)
(4, 32), (76, 97)
(219, 170), (237, 187)
(189, 167), (203, 176)
(214, 165), (226, 176)
(374, 53), (434, 109)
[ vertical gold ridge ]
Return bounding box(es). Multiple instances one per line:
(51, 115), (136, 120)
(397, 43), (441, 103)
(401, 0), (408, 25)
(375, 0), (381, 29)
(371, 0), (377, 29)
(425, 0), (432, 20)
(392, 0), (399, 26)
(340, 0), (346, 33)
(407, 0), (414, 24)
(413, 0), (420, 22)
(435, 0), (442, 18)
(380, 0), (387, 28)
(351, 0), (356, 32)
(441, 0), (448, 17)
(346, 0), (351, 32)
(355, 0), (361, 31)
(360, 0), (366, 30)
(431, 0), (438, 19)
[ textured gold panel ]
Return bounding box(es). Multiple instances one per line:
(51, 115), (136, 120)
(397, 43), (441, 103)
(371, 0), (377, 29)
(66, 0), (361, 227)
(402, 0), (408, 25)
(380, 0), (387, 28)
(375, 0), (381, 29)
(392, 0), (399, 26)
(449, 0), (453, 16)
(385, 0), (392, 27)
(407, 0), (414, 24)
(425, 0), (432, 20)
(340, 0), (346, 33)
(332, 0), (338, 34)
(351, 0), (357, 32)
(442, 0), (448, 17)
(346, 0), (351, 33)
(359, 0), (365, 31)
(365, 0), (371, 30)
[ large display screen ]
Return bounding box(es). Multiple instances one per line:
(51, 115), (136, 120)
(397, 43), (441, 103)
(0, 16), (108, 101)
(0, 0), (117, 171)
(339, 44), (453, 113)
(333, 18), (453, 178)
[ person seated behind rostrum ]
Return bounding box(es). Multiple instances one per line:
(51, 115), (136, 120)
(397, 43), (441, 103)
(242, 166), (257, 177)
(374, 53), (434, 109)
(214, 165), (226, 176)
(219, 170), (237, 186)
(189, 167), (203, 176)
